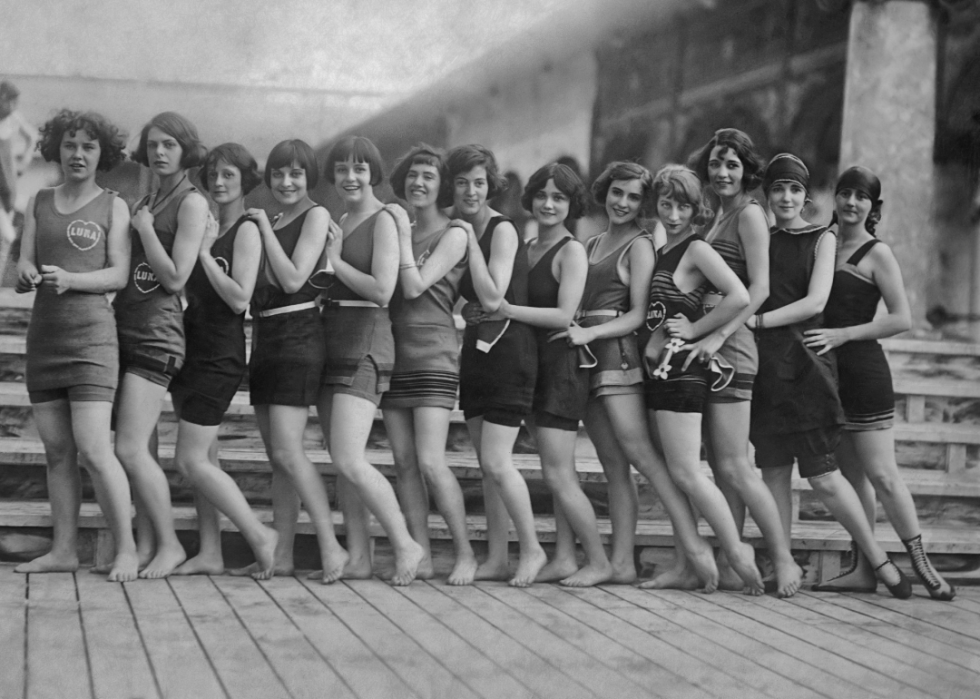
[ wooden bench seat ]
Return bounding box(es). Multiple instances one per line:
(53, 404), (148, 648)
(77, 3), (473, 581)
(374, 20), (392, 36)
(0, 437), (975, 497)
(1, 499), (976, 556)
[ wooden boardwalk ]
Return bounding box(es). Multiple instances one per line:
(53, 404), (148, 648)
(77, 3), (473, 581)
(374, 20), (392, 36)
(2, 564), (978, 699)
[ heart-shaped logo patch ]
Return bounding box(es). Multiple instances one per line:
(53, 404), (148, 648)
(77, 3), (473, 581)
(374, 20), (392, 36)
(67, 220), (104, 251)
(646, 300), (666, 332)
(133, 262), (160, 294)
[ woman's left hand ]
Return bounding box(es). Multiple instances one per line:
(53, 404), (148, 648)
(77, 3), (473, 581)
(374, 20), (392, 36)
(325, 218), (344, 264)
(803, 327), (850, 355)
(383, 203), (412, 237)
(665, 313), (696, 340)
(39, 265), (73, 294)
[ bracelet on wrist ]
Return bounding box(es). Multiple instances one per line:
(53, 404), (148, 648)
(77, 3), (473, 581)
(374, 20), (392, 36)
(399, 262), (417, 270)
(755, 313), (764, 330)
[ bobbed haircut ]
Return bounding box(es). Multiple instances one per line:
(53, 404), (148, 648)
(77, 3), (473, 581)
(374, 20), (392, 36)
(324, 135), (384, 186)
(201, 142), (262, 195)
(132, 111), (207, 169)
(445, 144), (508, 200)
(591, 160), (655, 218)
(688, 128), (764, 192)
(652, 164), (713, 227)
(390, 143), (453, 208)
(521, 162), (588, 220)
(264, 139), (319, 189)
(38, 109), (128, 172)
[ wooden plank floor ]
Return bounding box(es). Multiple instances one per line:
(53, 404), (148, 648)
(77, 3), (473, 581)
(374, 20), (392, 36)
(1, 564), (978, 699)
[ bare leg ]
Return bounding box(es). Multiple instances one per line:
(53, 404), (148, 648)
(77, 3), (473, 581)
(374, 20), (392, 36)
(468, 417), (512, 581)
(706, 402), (801, 598)
(114, 374), (186, 579)
(383, 408), (434, 580)
(535, 425), (612, 587)
(327, 392), (423, 586)
(412, 407), (476, 585)
(599, 394), (718, 591)
(263, 403), (348, 583)
(652, 410), (763, 594)
(536, 500), (579, 582)
(318, 389), (372, 579)
(822, 433), (877, 589)
(583, 399), (638, 584)
(173, 422), (278, 578)
(478, 420), (547, 587)
(761, 465), (794, 543)
(15, 400), (81, 573)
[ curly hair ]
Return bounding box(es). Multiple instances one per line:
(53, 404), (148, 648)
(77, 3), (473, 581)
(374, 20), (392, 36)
(445, 144), (508, 200)
(590, 161), (655, 218)
(201, 143), (262, 196)
(652, 165), (713, 227)
(688, 128), (764, 192)
(521, 162), (588, 220)
(38, 109), (128, 172)
(324, 135), (385, 186)
(131, 111), (207, 169)
(390, 143), (453, 208)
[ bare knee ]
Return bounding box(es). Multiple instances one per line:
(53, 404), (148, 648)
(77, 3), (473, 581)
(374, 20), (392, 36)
(714, 456), (759, 494)
(75, 442), (115, 475)
(867, 467), (901, 499)
(269, 447), (307, 477)
(113, 437), (144, 470)
(541, 461), (577, 493)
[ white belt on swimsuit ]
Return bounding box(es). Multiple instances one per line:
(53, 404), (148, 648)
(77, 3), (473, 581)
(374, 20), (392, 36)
(256, 301), (318, 318)
(326, 299), (385, 309)
(577, 309), (621, 319)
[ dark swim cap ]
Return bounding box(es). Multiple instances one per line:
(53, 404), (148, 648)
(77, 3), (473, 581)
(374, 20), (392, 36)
(762, 153), (809, 193)
(835, 166), (882, 205)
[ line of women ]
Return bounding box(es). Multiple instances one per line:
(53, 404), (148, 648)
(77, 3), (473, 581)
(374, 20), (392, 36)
(13, 109), (954, 600)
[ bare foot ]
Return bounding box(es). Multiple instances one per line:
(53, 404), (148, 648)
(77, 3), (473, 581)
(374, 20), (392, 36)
(560, 561), (614, 588)
(687, 541), (720, 593)
(474, 558), (511, 582)
(136, 544), (154, 571)
(173, 553), (225, 576)
(609, 561), (638, 585)
(338, 554), (373, 580)
(509, 547), (548, 588)
(318, 544), (350, 584)
(717, 561), (745, 592)
(727, 543), (764, 596)
(415, 552), (435, 580)
(391, 541), (426, 586)
(637, 564), (700, 590)
(447, 553), (479, 586)
(14, 552), (79, 574)
(107, 551), (140, 583)
(230, 561), (295, 578)
(138, 545), (187, 579)
(774, 560), (804, 598)
(249, 529), (280, 581)
(535, 556), (579, 583)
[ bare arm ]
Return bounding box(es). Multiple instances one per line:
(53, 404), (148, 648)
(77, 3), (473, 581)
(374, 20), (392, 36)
(200, 219), (262, 314)
(667, 240), (749, 341)
(329, 209), (399, 306)
(253, 206), (328, 294)
(40, 196), (131, 294)
(751, 231), (837, 329)
(391, 206), (467, 299)
(804, 243), (911, 354)
(457, 218), (518, 312)
(133, 191), (208, 293)
(15, 195), (40, 292)
(500, 240), (587, 329)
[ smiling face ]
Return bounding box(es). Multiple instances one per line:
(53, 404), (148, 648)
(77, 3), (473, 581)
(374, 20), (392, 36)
(333, 156), (373, 204)
(145, 126), (183, 178)
(531, 178), (571, 228)
(707, 145), (745, 199)
(834, 187), (873, 228)
(605, 178), (643, 225)
(269, 160), (308, 206)
(767, 181), (807, 227)
(405, 161), (441, 209)
(453, 165), (489, 217)
(207, 159), (244, 205)
(60, 128), (101, 182)
(656, 194), (694, 238)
